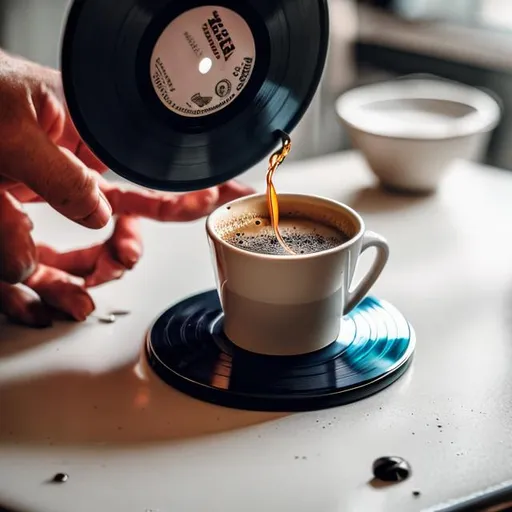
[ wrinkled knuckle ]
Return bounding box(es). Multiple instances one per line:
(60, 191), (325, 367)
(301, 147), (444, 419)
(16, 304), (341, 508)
(68, 169), (96, 201)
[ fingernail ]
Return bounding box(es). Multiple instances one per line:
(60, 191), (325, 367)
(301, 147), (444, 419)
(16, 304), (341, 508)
(83, 192), (112, 229)
(70, 294), (95, 322)
(85, 269), (124, 288)
(120, 241), (141, 269)
(111, 268), (124, 279)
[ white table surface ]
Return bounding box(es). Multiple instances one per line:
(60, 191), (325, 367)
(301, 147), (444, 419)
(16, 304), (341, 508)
(1, 150), (512, 512)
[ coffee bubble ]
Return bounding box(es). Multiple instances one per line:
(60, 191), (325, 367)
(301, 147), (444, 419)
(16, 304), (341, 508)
(223, 217), (349, 255)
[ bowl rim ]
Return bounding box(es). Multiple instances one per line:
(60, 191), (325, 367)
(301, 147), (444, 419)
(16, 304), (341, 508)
(335, 78), (502, 141)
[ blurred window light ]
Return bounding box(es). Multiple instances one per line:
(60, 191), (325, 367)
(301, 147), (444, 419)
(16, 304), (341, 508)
(479, 0), (512, 30)
(390, 0), (512, 31)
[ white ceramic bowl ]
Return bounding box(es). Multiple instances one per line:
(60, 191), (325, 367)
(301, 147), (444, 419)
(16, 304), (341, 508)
(335, 79), (501, 193)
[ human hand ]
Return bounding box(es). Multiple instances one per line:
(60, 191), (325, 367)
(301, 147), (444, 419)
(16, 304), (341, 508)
(0, 48), (113, 287)
(0, 49), (255, 326)
(0, 49), (112, 230)
(0, 179), (253, 327)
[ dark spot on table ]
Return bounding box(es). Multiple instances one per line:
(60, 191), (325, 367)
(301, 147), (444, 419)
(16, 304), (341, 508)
(372, 456), (411, 483)
(50, 473), (68, 484)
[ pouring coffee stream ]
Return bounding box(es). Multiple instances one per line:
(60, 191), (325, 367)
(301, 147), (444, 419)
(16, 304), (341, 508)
(266, 132), (294, 254)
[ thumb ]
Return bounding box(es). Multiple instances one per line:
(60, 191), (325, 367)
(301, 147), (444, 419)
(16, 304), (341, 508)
(2, 125), (111, 229)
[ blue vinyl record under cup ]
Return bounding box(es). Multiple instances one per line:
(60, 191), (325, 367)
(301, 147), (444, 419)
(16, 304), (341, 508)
(145, 290), (416, 412)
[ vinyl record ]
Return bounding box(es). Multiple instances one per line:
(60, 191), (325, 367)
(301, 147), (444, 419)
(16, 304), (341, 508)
(61, 0), (329, 191)
(145, 290), (416, 412)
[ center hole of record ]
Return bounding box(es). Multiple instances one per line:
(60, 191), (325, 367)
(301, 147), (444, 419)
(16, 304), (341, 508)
(198, 57), (213, 74)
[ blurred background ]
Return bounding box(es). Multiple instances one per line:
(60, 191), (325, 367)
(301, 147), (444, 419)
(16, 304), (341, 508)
(0, 0), (510, 169)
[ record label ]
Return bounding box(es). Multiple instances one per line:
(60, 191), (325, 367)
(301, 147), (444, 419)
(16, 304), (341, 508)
(150, 5), (256, 117)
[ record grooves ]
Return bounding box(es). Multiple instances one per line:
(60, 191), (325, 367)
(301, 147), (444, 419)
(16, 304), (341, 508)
(61, 0), (330, 191)
(145, 290), (416, 412)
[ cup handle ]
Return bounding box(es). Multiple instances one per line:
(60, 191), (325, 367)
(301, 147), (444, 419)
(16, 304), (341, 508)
(344, 231), (389, 314)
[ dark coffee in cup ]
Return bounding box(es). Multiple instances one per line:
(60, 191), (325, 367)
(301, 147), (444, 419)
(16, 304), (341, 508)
(222, 216), (350, 256)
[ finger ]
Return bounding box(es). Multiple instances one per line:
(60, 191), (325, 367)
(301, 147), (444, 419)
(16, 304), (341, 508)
(107, 215), (142, 269)
(1, 179), (254, 206)
(34, 81), (66, 143)
(0, 175), (43, 203)
(0, 191), (37, 283)
(36, 243), (103, 276)
(2, 126), (112, 229)
(84, 250), (126, 288)
(0, 281), (52, 328)
(100, 182), (221, 221)
(37, 215), (142, 278)
(38, 243), (122, 287)
(1, 182), (41, 203)
(176, 187), (220, 220)
(24, 264), (95, 321)
(216, 180), (255, 205)
(1, 180), (254, 207)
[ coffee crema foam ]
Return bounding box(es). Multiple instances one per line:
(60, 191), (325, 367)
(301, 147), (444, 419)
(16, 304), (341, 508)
(222, 216), (349, 256)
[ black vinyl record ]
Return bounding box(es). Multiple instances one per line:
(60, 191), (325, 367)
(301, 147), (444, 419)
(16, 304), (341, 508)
(145, 290), (416, 412)
(61, 0), (329, 191)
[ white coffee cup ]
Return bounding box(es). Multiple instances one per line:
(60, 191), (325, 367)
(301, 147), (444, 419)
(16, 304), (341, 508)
(206, 193), (389, 356)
